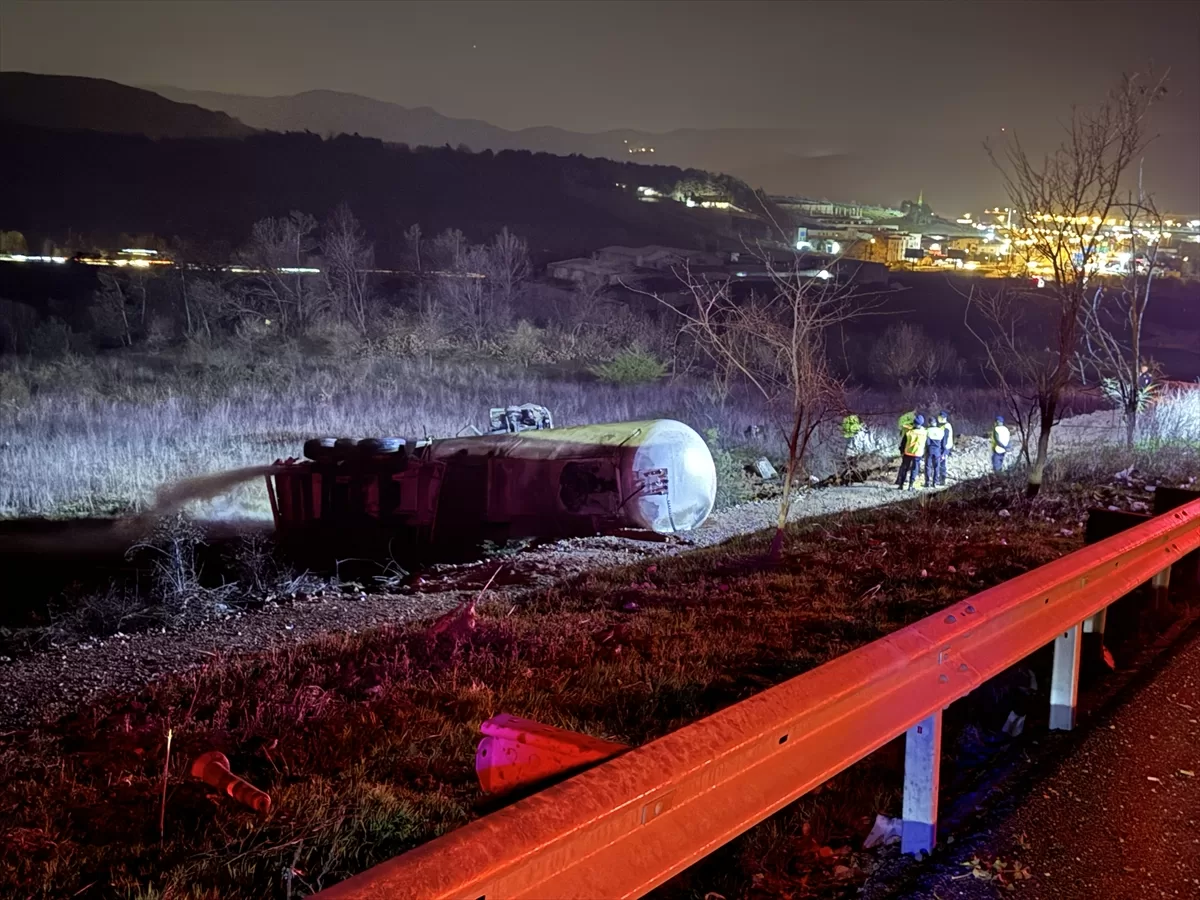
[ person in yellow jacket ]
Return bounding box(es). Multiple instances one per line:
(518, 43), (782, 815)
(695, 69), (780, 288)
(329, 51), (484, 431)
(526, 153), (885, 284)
(896, 414), (927, 489)
(991, 414), (1011, 472)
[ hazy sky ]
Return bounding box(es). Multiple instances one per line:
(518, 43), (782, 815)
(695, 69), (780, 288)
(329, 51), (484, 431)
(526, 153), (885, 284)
(3, 0), (1198, 207)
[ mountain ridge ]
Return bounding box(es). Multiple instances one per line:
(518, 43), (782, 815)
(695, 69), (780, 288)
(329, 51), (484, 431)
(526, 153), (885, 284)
(0, 72), (253, 139)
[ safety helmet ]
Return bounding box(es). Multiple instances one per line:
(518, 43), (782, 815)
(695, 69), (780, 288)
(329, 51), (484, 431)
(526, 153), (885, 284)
(939, 409), (948, 419)
(914, 414), (925, 426)
(995, 414), (1005, 424)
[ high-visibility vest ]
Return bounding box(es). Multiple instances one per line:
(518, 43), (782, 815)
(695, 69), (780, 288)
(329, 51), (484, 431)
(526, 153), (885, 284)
(925, 424), (945, 452)
(992, 424), (1010, 453)
(904, 426), (927, 457)
(942, 420), (954, 451)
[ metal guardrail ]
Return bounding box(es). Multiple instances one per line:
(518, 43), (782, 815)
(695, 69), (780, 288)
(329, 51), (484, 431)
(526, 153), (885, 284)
(317, 497), (1200, 900)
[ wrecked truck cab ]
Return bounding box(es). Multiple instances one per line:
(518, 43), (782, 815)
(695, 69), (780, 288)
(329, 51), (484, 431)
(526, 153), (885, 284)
(267, 417), (716, 550)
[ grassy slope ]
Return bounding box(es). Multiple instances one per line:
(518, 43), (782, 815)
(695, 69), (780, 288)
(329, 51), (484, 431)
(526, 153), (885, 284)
(2, 476), (1140, 899)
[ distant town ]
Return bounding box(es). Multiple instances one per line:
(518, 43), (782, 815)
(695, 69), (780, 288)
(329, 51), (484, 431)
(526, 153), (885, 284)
(4, 190), (1197, 287)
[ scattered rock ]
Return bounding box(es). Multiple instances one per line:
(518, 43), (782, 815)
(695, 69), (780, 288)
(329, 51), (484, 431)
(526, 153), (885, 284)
(754, 458), (778, 480)
(863, 813), (902, 848)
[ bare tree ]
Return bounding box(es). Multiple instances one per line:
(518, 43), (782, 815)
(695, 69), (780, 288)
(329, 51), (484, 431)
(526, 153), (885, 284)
(90, 272), (137, 347)
(963, 283), (1053, 468)
(1076, 189), (1164, 447)
(971, 70), (1166, 495)
(437, 245), (499, 350)
(321, 204), (374, 336)
(483, 227), (530, 311)
(427, 228), (466, 273)
(656, 258), (876, 559)
(238, 211), (320, 334)
(431, 228), (524, 350)
(403, 222), (424, 275)
(868, 323), (938, 391)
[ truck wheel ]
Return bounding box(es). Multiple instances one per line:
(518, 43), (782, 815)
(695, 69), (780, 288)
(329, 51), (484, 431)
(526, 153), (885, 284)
(359, 437), (406, 456)
(303, 437), (338, 461)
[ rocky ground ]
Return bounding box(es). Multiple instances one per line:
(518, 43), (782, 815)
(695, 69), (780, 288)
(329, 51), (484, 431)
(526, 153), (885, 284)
(0, 433), (997, 730)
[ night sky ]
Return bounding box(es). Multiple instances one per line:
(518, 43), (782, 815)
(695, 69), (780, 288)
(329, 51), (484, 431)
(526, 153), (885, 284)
(2, 0), (1198, 210)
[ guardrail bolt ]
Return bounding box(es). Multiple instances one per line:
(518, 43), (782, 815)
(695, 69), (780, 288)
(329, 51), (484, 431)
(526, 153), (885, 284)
(944, 614), (957, 624)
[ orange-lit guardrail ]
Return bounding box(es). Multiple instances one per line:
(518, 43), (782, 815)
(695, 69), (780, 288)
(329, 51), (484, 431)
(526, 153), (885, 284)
(317, 497), (1200, 900)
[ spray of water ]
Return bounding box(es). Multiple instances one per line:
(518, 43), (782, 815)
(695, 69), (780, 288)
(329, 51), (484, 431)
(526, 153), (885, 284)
(108, 465), (281, 541)
(151, 465), (279, 517)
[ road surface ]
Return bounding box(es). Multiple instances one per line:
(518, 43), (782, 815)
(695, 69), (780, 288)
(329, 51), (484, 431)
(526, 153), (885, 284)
(872, 622), (1200, 899)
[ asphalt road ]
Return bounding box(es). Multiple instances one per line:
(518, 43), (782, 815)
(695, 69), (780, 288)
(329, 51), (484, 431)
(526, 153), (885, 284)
(877, 622), (1200, 899)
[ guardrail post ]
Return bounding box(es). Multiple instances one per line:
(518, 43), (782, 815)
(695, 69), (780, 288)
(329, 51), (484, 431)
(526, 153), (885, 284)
(1154, 487), (1200, 589)
(1151, 565), (1172, 611)
(1049, 623), (1082, 730)
(1082, 607), (1106, 635)
(901, 711), (942, 855)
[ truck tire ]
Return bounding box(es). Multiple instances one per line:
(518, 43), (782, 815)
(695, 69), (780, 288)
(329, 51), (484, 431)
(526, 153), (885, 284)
(358, 437), (406, 456)
(334, 437), (359, 457)
(303, 437), (338, 461)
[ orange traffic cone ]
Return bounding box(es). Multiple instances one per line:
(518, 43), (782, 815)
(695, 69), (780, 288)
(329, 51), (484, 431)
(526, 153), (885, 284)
(190, 751), (271, 814)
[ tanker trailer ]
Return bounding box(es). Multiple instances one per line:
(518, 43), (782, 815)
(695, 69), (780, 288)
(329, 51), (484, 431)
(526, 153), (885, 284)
(267, 419), (716, 548)
(427, 419), (717, 542)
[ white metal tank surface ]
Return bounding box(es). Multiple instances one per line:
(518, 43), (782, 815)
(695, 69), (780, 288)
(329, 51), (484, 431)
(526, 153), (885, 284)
(617, 419), (717, 533)
(426, 419), (717, 535)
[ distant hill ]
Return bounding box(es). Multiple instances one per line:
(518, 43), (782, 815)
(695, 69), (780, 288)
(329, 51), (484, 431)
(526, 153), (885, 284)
(0, 124), (775, 262)
(149, 85), (899, 201)
(148, 85), (1200, 216)
(0, 72), (254, 139)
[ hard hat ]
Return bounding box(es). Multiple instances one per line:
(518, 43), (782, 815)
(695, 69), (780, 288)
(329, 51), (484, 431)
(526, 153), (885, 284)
(996, 414), (1005, 424)
(939, 409), (949, 419)
(914, 414), (925, 426)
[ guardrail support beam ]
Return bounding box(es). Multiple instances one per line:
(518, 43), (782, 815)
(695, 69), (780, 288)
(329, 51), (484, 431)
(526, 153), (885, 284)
(901, 711), (942, 855)
(1152, 565), (1172, 611)
(1082, 607), (1107, 635)
(1050, 623), (1082, 731)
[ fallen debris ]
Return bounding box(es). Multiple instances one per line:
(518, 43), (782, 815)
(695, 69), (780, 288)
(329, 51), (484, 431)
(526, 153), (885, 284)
(863, 813), (903, 848)
(475, 714), (629, 794)
(754, 458), (779, 480)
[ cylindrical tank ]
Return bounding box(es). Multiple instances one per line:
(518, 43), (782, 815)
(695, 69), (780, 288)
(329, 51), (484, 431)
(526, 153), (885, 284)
(426, 419), (716, 536)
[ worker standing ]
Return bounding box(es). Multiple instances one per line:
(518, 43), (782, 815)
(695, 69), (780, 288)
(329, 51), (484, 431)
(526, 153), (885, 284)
(898, 409), (917, 476)
(924, 414), (946, 488)
(841, 413), (863, 461)
(896, 414), (928, 489)
(936, 410), (953, 485)
(991, 415), (1011, 473)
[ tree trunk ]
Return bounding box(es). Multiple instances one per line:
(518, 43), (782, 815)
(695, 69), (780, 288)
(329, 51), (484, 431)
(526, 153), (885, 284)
(769, 422), (803, 560)
(1125, 402), (1137, 449)
(769, 462), (794, 560)
(1026, 405), (1055, 498)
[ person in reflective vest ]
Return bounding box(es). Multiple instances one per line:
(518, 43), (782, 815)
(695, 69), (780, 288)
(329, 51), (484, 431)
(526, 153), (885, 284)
(896, 414), (927, 489)
(842, 413), (863, 460)
(924, 415), (947, 487)
(936, 410), (953, 485)
(897, 409), (920, 477)
(991, 415), (1011, 472)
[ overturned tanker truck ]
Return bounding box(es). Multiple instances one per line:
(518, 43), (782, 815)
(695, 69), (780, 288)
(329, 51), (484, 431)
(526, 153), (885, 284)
(266, 405), (717, 550)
